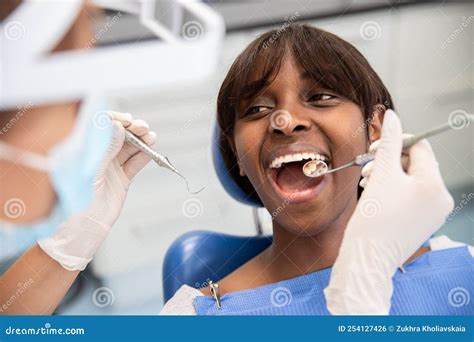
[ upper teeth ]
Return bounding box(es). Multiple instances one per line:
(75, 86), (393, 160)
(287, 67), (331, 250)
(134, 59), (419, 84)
(269, 153), (327, 169)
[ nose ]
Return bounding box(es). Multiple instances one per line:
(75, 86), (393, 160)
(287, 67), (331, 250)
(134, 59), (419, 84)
(268, 109), (311, 136)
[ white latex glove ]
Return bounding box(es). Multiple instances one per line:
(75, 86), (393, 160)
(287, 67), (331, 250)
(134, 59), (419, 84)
(38, 112), (157, 271)
(359, 133), (412, 188)
(324, 110), (454, 315)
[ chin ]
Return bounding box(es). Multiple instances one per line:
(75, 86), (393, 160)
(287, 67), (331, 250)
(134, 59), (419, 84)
(272, 211), (332, 236)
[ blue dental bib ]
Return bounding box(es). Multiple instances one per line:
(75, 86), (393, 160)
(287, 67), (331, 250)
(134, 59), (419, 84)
(194, 246), (473, 315)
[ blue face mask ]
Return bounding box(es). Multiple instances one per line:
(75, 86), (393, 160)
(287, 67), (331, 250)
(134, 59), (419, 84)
(0, 96), (113, 262)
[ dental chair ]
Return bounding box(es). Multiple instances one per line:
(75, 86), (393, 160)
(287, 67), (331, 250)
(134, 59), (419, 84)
(162, 125), (270, 302)
(162, 231), (271, 301)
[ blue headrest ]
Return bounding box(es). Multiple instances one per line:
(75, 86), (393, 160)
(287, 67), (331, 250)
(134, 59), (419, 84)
(212, 123), (263, 207)
(162, 230), (272, 301)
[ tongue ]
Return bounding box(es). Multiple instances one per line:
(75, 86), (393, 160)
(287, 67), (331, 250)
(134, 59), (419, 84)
(277, 162), (322, 192)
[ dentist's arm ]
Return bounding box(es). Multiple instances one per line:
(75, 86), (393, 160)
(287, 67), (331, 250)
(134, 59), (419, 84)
(0, 113), (156, 315)
(324, 110), (454, 315)
(0, 245), (79, 315)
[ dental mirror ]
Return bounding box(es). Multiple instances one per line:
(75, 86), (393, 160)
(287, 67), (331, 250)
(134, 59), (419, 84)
(302, 160), (328, 178)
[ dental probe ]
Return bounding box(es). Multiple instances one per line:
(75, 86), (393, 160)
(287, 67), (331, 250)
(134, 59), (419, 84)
(124, 130), (204, 194)
(303, 113), (474, 178)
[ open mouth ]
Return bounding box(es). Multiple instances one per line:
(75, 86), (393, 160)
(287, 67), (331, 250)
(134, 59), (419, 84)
(265, 149), (331, 203)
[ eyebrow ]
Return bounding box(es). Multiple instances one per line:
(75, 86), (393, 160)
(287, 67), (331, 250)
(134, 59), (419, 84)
(300, 72), (328, 94)
(300, 71), (325, 87)
(240, 78), (271, 102)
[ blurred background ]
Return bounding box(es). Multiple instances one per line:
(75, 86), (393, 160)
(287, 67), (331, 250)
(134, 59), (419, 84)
(19, 0), (471, 314)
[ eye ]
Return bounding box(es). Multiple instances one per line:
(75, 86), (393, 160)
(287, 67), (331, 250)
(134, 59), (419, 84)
(245, 105), (271, 116)
(308, 93), (336, 103)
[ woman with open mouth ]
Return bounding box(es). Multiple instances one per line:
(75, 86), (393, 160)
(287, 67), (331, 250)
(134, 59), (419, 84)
(161, 24), (473, 315)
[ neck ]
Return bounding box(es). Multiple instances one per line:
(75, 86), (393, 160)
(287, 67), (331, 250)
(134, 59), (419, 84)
(262, 194), (358, 281)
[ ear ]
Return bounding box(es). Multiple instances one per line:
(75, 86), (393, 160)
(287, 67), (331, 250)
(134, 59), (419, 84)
(227, 135), (246, 177)
(367, 104), (385, 145)
(238, 162), (246, 177)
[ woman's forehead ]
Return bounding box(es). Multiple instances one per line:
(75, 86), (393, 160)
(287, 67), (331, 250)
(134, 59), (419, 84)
(242, 52), (331, 101)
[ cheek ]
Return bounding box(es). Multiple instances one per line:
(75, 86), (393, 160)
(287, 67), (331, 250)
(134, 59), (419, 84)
(327, 108), (368, 191)
(234, 122), (265, 172)
(328, 107), (368, 160)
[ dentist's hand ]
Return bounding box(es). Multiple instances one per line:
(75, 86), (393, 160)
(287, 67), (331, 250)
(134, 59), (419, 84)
(324, 110), (454, 315)
(359, 133), (412, 188)
(38, 112), (157, 271)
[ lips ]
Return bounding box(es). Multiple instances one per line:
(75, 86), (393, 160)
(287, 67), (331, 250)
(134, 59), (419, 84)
(264, 144), (331, 204)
